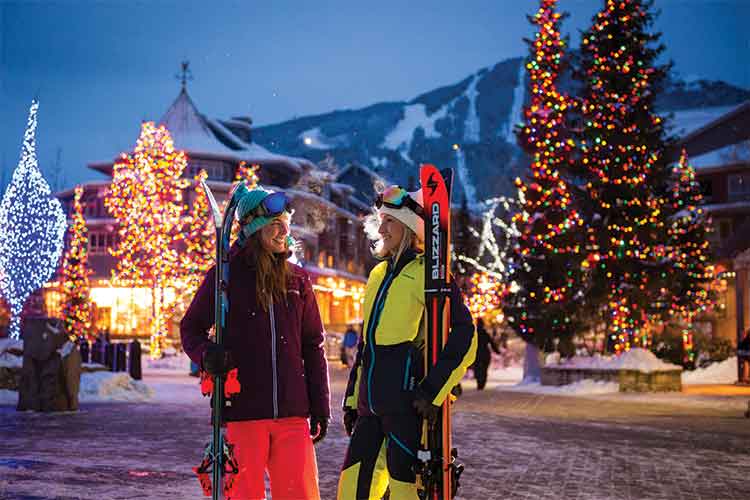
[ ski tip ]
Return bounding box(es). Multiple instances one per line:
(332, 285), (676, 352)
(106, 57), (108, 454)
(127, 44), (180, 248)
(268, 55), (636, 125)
(200, 179), (223, 228)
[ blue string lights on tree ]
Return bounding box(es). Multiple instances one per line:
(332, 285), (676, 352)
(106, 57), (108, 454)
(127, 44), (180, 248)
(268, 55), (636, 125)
(0, 100), (67, 339)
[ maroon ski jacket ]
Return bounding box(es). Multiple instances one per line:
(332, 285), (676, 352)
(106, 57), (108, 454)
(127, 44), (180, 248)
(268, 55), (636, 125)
(180, 246), (330, 421)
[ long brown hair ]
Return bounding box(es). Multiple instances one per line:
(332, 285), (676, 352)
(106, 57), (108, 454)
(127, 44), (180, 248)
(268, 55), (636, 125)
(245, 231), (290, 310)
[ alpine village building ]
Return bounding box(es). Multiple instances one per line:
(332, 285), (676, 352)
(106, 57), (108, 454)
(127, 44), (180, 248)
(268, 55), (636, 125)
(670, 100), (750, 357)
(43, 83), (379, 346)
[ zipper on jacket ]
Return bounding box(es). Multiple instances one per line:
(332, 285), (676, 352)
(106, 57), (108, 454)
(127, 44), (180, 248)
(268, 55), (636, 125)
(269, 302), (279, 418)
(403, 351), (412, 390)
(365, 270), (395, 414)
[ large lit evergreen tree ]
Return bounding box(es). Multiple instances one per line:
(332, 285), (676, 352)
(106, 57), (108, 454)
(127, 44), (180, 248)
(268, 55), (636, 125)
(575, 0), (674, 352)
(105, 122), (188, 357)
(504, 0), (587, 357)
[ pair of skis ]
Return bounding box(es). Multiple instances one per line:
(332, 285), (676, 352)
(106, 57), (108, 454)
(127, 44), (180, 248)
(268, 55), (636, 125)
(417, 164), (464, 500)
(194, 181), (242, 500)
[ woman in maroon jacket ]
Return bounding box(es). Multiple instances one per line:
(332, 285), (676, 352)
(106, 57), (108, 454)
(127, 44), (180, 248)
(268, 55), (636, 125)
(181, 185), (330, 500)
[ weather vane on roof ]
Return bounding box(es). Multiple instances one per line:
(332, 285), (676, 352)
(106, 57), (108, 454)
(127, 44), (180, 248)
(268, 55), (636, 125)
(176, 61), (193, 90)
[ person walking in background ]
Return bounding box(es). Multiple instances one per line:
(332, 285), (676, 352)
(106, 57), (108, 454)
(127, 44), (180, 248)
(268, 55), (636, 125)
(474, 318), (500, 390)
(341, 324), (359, 367)
(739, 328), (750, 384)
(181, 184), (330, 500)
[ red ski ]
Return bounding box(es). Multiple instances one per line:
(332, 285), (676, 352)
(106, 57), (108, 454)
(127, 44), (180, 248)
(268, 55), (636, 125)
(417, 164), (463, 500)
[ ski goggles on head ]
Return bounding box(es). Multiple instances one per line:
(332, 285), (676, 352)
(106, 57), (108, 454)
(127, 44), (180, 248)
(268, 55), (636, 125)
(375, 186), (424, 217)
(243, 192), (290, 223)
(256, 192), (290, 217)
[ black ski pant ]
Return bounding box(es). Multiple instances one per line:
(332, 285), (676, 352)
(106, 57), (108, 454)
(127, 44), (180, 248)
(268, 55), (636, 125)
(337, 414), (419, 499)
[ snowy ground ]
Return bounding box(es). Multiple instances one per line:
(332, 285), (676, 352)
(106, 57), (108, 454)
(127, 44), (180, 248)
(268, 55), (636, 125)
(1, 356), (750, 499)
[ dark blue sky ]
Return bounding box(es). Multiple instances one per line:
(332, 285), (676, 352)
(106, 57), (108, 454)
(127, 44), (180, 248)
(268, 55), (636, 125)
(1, 0), (748, 190)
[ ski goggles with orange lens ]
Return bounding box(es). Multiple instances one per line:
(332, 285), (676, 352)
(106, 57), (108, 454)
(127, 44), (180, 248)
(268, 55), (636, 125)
(375, 186), (424, 217)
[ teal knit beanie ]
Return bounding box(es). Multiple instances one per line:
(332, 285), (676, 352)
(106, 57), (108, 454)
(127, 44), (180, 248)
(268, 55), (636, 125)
(234, 184), (275, 246)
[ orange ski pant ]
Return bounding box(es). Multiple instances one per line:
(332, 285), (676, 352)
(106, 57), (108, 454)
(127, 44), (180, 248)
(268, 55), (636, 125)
(226, 416), (320, 500)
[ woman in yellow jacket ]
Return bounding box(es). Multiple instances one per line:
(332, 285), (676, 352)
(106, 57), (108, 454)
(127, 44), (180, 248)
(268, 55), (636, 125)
(337, 185), (477, 500)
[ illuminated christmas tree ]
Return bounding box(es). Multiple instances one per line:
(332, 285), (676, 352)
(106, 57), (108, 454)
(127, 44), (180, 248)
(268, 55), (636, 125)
(576, 0), (674, 352)
(503, 0), (587, 356)
(60, 185), (94, 340)
(180, 169), (215, 305)
(0, 100), (67, 339)
(234, 161), (260, 188)
(105, 122), (188, 357)
(666, 149), (715, 363)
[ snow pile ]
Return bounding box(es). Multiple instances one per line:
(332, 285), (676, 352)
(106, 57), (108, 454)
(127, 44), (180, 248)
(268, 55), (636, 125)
(683, 357), (739, 385)
(80, 372), (154, 402)
(505, 379), (619, 396)
(487, 365), (524, 383)
(553, 348), (681, 373)
(0, 351), (22, 368)
(143, 351), (192, 372)
(0, 338), (23, 369)
(0, 338), (23, 354)
(0, 389), (18, 404)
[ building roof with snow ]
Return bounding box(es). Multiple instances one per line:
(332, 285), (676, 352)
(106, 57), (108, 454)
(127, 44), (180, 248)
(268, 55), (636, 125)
(676, 100), (750, 258)
(89, 87), (317, 188)
(669, 100), (750, 166)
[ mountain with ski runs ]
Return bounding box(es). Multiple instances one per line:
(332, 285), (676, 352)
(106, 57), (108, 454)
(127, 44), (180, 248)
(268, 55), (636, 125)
(253, 56), (749, 207)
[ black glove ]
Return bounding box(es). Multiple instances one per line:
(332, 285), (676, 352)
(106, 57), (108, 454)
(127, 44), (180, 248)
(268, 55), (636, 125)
(413, 396), (440, 425)
(202, 343), (232, 376)
(310, 416), (329, 444)
(343, 409), (358, 437)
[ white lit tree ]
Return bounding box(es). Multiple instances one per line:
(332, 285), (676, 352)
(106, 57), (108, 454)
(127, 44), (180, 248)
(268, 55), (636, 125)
(0, 100), (67, 339)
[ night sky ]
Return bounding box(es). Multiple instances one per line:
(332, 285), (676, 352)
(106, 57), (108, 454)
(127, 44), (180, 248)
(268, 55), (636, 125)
(1, 0), (748, 190)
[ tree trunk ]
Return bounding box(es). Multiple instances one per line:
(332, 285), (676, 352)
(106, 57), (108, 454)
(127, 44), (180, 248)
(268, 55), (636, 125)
(522, 342), (542, 383)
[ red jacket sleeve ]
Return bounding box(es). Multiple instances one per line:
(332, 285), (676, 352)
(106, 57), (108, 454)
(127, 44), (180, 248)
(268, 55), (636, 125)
(299, 273), (331, 418)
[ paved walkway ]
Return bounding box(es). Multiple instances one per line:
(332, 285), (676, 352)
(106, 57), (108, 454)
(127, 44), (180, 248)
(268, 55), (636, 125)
(1, 366), (749, 499)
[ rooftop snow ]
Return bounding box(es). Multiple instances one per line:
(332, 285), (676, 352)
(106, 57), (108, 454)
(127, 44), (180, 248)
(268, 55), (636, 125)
(160, 89), (236, 155)
(670, 105), (737, 138)
(691, 141), (750, 169)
